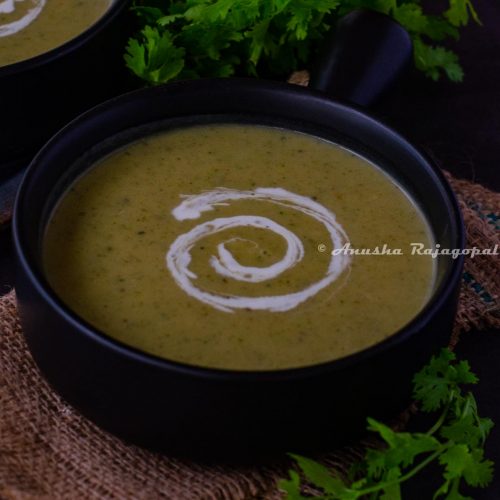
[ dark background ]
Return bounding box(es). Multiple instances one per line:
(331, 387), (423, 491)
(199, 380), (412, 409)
(0, 1), (499, 497)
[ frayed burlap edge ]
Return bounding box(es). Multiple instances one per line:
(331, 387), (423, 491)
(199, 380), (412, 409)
(445, 172), (500, 343)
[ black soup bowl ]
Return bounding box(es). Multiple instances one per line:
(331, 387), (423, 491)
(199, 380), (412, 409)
(13, 75), (464, 456)
(0, 0), (132, 179)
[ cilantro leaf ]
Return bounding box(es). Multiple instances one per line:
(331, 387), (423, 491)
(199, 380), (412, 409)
(278, 469), (310, 500)
(413, 38), (464, 82)
(463, 449), (494, 488)
(445, 0), (481, 27)
(368, 419), (440, 470)
(123, 37), (147, 79)
(392, 3), (428, 33)
(246, 19), (274, 65)
(413, 349), (477, 411)
(440, 444), (471, 481)
(439, 445), (494, 489)
(413, 348), (457, 410)
(380, 467), (402, 500)
(440, 414), (494, 448)
(124, 26), (185, 84)
(290, 453), (348, 495)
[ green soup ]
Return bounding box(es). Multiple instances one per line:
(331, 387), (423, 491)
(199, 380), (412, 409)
(44, 125), (435, 370)
(0, 0), (111, 67)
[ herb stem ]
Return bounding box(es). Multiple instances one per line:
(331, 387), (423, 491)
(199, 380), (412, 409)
(427, 392), (455, 436)
(353, 448), (446, 496)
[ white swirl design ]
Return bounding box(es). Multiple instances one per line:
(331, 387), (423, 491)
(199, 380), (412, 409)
(166, 187), (351, 313)
(0, 0), (46, 38)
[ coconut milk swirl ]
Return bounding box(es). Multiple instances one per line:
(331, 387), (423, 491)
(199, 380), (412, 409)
(166, 187), (351, 313)
(0, 0), (46, 37)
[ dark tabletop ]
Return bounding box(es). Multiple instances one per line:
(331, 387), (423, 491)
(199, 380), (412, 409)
(1, 1), (499, 497)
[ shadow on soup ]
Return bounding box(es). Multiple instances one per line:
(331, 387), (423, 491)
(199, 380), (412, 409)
(43, 124), (436, 370)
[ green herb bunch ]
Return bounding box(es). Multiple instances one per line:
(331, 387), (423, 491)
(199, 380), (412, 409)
(280, 349), (494, 499)
(125, 0), (481, 86)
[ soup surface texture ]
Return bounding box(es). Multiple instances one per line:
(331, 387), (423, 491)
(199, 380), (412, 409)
(0, 0), (111, 67)
(44, 125), (435, 370)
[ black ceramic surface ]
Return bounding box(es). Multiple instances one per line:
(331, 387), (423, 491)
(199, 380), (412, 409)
(310, 8), (412, 106)
(0, 0), (133, 181)
(13, 76), (464, 455)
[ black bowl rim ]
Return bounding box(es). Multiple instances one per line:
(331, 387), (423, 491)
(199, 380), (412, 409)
(0, 0), (129, 77)
(13, 77), (465, 382)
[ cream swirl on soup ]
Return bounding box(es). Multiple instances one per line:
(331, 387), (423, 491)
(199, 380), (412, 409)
(0, 0), (45, 37)
(166, 187), (351, 312)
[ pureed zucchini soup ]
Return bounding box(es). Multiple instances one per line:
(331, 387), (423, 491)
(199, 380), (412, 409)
(43, 125), (436, 370)
(0, 0), (112, 67)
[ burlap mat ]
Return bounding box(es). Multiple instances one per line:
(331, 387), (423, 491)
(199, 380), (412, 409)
(0, 169), (499, 498)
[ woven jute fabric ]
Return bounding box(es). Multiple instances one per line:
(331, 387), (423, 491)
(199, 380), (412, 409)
(0, 171), (499, 499)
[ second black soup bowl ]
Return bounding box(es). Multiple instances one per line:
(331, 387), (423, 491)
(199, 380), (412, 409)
(0, 0), (132, 179)
(13, 77), (464, 455)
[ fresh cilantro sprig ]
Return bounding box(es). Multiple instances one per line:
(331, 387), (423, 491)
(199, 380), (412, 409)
(279, 349), (495, 499)
(124, 0), (481, 86)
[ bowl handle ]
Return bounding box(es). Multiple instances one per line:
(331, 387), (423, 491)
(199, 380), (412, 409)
(309, 9), (413, 107)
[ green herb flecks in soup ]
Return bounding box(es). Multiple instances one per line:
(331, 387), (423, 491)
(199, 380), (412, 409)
(0, 0), (111, 67)
(44, 125), (435, 370)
